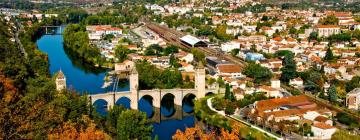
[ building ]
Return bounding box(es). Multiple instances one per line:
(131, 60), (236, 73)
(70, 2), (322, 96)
(314, 25), (340, 37)
(55, 70), (66, 91)
(311, 123), (337, 139)
(346, 88), (360, 110)
(289, 77), (304, 88)
(258, 85), (282, 98)
(86, 25), (122, 40)
(115, 60), (135, 72)
(180, 35), (208, 48)
(221, 41), (240, 52)
(216, 64), (243, 78)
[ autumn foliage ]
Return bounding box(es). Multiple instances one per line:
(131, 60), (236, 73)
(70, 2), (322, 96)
(172, 125), (239, 140)
(48, 116), (111, 140)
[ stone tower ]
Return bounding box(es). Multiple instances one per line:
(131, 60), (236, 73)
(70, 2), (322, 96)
(56, 70), (66, 91)
(129, 68), (139, 109)
(195, 62), (206, 98)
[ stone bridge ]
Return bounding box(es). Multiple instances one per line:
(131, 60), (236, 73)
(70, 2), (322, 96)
(88, 64), (219, 121)
(89, 88), (218, 110)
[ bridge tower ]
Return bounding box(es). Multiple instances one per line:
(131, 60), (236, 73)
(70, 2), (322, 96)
(195, 62), (206, 98)
(55, 70), (66, 91)
(129, 68), (139, 109)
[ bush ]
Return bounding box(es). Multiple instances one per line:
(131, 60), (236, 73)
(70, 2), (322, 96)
(336, 112), (358, 126)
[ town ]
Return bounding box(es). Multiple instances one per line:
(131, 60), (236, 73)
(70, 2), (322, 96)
(1, 0), (360, 140)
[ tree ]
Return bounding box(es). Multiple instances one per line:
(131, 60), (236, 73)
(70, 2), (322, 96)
(243, 63), (273, 83)
(144, 44), (163, 56)
(169, 54), (180, 68)
(116, 110), (153, 140)
(225, 103), (236, 115)
(324, 47), (334, 61)
(289, 26), (297, 35)
(230, 48), (240, 57)
(274, 50), (292, 58)
(215, 25), (233, 41)
(328, 84), (337, 102)
(224, 84), (235, 101)
(164, 45), (179, 55)
(191, 48), (206, 65)
(345, 76), (360, 92)
(115, 46), (129, 62)
(320, 15), (339, 25)
(308, 32), (318, 41)
(280, 53), (297, 83)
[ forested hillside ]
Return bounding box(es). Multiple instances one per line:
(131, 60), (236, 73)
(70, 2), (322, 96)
(0, 16), (110, 139)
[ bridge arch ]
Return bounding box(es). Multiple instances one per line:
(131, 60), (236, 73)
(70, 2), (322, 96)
(161, 93), (176, 117)
(182, 93), (196, 113)
(206, 92), (215, 96)
(93, 99), (108, 115)
(115, 97), (131, 109)
(138, 95), (154, 118)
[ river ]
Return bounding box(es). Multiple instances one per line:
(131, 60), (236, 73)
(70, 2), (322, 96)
(36, 27), (194, 140)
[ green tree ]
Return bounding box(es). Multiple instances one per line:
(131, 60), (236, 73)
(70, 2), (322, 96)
(324, 47), (334, 61)
(308, 32), (318, 41)
(215, 25), (234, 41)
(191, 48), (206, 65)
(144, 44), (163, 56)
(328, 84), (337, 102)
(225, 83), (231, 100)
(116, 110), (153, 140)
(230, 48), (240, 57)
(289, 26), (298, 35)
(225, 103), (236, 115)
(320, 15), (339, 25)
(115, 45), (129, 62)
(280, 53), (297, 83)
(164, 45), (179, 55)
(243, 63), (273, 83)
(345, 76), (360, 92)
(169, 53), (180, 68)
(274, 50), (292, 58)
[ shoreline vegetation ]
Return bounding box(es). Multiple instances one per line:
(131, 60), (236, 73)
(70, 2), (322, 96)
(0, 16), (154, 139)
(63, 24), (113, 68)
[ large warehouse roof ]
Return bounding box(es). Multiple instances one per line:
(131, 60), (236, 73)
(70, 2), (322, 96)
(180, 35), (202, 46)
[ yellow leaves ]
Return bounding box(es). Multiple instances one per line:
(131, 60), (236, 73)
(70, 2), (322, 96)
(172, 125), (239, 140)
(48, 115), (111, 140)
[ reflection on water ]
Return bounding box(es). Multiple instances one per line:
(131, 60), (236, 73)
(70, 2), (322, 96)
(37, 26), (195, 140)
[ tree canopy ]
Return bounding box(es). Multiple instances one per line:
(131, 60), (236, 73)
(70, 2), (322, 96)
(116, 110), (153, 140)
(243, 63), (273, 84)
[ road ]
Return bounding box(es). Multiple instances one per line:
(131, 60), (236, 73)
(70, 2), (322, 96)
(13, 19), (28, 59)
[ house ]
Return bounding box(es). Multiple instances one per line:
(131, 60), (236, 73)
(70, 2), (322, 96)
(115, 60), (135, 72)
(179, 53), (194, 63)
(252, 95), (317, 122)
(258, 85), (282, 98)
(311, 123), (337, 139)
(216, 64), (243, 78)
(324, 63), (346, 75)
(151, 56), (170, 68)
(87, 25), (122, 40)
(303, 111), (333, 126)
(346, 88), (360, 110)
(179, 62), (194, 72)
(314, 25), (340, 37)
(289, 77), (304, 88)
(271, 78), (281, 89)
(221, 41), (240, 52)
